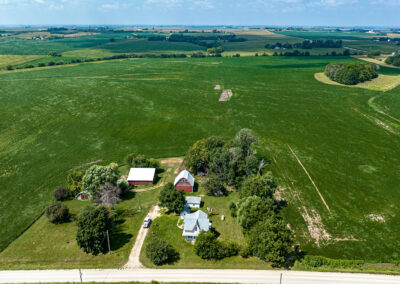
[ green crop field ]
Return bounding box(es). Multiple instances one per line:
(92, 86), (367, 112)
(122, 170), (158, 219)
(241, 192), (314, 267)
(0, 54), (399, 265)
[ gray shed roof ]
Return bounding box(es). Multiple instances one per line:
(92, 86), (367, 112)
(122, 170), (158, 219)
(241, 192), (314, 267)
(185, 196), (201, 205)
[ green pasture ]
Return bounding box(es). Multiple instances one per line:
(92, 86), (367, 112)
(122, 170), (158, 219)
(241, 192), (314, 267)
(0, 56), (399, 264)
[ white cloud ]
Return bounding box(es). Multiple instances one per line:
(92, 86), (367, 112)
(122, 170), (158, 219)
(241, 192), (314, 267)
(144, 0), (183, 8)
(34, 0), (45, 3)
(49, 3), (64, 9)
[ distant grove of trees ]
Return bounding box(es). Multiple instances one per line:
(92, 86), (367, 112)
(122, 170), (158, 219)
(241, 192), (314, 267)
(265, 40), (343, 50)
(385, 53), (400, 66)
(325, 62), (378, 85)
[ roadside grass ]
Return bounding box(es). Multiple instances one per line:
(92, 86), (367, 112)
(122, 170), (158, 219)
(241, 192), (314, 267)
(0, 56), (399, 263)
(314, 72), (400, 91)
(0, 55), (44, 69)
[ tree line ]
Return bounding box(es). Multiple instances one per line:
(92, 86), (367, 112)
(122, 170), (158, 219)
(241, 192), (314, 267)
(265, 40), (343, 50)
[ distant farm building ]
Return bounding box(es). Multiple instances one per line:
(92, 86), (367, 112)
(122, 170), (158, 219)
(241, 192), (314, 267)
(76, 191), (91, 201)
(174, 170), (195, 193)
(127, 168), (156, 185)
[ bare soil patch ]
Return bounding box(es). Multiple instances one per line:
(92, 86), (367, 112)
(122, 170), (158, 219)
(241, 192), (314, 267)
(214, 84), (221, 90)
(160, 157), (183, 164)
(367, 214), (386, 223)
(301, 206), (331, 246)
(219, 89), (233, 102)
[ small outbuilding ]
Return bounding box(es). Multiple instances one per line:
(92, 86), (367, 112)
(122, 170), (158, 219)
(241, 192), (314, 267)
(76, 191), (91, 201)
(127, 168), (156, 185)
(174, 170), (195, 193)
(185, 196), (201, 208)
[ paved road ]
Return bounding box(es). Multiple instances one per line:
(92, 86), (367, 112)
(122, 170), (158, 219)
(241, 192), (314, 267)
(124, 205), (161, 269)
(1, 269), (400, 284)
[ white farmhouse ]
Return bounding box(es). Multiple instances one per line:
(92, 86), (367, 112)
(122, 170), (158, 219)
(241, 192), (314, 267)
(182, 210), (211, 241)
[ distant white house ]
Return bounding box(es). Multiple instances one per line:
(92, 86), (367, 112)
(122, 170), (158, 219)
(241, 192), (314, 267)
(182, 210), (211, 241)
(185, 196), (201, 208)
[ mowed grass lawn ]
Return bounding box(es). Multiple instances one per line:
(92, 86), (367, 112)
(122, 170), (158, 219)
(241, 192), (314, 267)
(140, 185), (269, 269)
(0, 56), (399, 263)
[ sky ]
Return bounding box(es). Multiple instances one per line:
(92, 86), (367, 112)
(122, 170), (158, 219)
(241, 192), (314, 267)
(0, 0), (399, 27)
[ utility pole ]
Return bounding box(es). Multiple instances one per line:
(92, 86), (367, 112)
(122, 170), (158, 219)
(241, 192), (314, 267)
(79, 269), (83, 284)
(138, 193), (141, 211)
(106, 230), (111, 255)
(280, 272), (282, 284)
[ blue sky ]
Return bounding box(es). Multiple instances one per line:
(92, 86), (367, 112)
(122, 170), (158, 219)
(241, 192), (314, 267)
(0, 0), (399, 26)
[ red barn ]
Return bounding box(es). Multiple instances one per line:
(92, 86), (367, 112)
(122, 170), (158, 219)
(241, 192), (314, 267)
(127, 168), (156, 185)
(174, 170), (195, 193)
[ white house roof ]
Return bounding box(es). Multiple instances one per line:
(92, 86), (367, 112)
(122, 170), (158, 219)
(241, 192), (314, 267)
(185, 196), (201, 205)
(182, 210), (211, 237)
(174, 170), (195, 186)
(128, 168), (156, 181)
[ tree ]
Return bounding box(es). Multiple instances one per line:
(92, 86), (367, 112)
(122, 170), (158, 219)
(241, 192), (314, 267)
(6, 65), (13, 70)
(48, 51), (61, 57)
(67, 170), (84, 195)
(158, 183), (185, 214)
(82, 164), (119, 195)
(125, 153), (159, 168)
(194, 231), (239, 260)
(343, 49), (351, 56)
(194, 231), (221, 259)
(237, 196), (276, 231)
(233, 128), (258, 157)
(94, 183), (122, 207)
(204, 175), (226, 196)
(54, 187), (69, 201)
(145, 237), (178, 265)
(247, 218), (294, 267)
(76, 206), (112, 255)
(45, 203), (70, 223)
(240, 173), (276, 200)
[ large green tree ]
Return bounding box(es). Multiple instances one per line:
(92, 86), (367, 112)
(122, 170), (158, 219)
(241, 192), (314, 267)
(240, 173), (276, 199)
(145, 237), (178, 265)
(82, 164), (119, 195)
(237, 196), (276, 231)
(158, 183), (185, 214)
(247, 218), (294, 267)
(76, 206), (112, 255)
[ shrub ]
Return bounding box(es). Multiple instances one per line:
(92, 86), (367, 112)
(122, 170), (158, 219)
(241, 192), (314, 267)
(25, 64), (34, 68)
(302, 255), (364, 268)
(117, 178), (130, 192)
(38, 62), (46, 67)
(239, 244), (252, 258)
(229, 201), (237, 217)
(49, 51), (62, 57)
(67, 170), (84, 195)
(54, 187), (69, 201)
(6, 65), (13, 70)
(76, 206), (112, 255)
(48, 61), (55, 66)
(56, 61), (64, 65)
(385, 54), (400, 67)
(158, 183), (185, 214)
(45, 203), (70, 223)
(145, 237), (178, 265)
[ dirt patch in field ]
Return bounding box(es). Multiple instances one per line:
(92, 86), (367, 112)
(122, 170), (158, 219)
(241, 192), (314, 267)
(301, 206), (331, 246)
(219, 89), (233, 102)
(274, 186), (286, 202)
(367, 214), (386, 223)
(160, 157), (183, 164)
(214, 84), (221, 90)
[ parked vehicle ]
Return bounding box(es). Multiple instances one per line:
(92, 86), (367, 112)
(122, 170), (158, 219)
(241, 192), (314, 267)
(142, 216), (152, 228)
